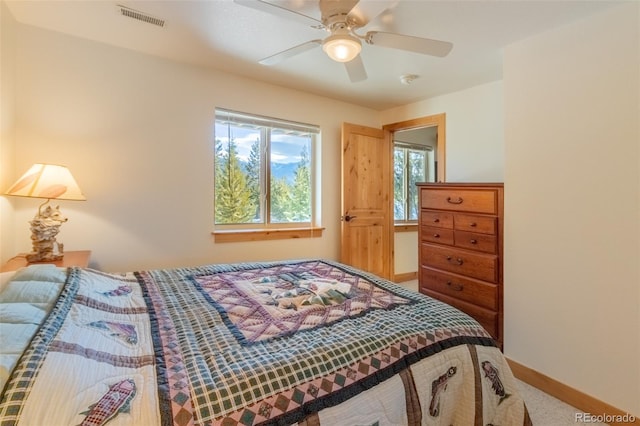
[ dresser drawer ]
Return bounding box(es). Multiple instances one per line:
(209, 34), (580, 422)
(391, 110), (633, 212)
(420, 267), (498, 310)
(421, 226), (454, 245)
(421, 188), (498, 214)
(420, 211), (453, 229)
(421, 243), (498, 283)
(423, 290), (499, 340)
(454, 214), (496, 235)
(454, 230), (497, 254)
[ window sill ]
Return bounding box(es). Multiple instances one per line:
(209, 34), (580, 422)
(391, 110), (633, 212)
(213, 227), (325, 243)
(395, 224), (418, 232)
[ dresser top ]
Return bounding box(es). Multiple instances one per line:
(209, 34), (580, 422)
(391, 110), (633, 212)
(416, 182), (503, 187)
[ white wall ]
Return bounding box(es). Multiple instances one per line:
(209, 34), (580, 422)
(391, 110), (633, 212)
(381, 80), (504, 182)
(0, 0), (16, 262)
(394, 232), (418, 276)
(504, 3), (639, 415)
(6, 20), (381, 271)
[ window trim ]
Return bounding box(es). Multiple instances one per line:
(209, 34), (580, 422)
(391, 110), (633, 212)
(394, 224), (418, 232)
(212, 227), (324, 243)
(213, 108), (321, 241)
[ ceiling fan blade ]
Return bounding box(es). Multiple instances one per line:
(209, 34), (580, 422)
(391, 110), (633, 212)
(347, 0), (396, 27)
(234, 0), (321, 27)
(344, 55), (368, 82)
(259, 40), (322, 66)
(367, 31), (453, 57)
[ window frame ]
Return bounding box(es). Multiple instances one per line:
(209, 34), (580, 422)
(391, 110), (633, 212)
(212, 108), (323, 241)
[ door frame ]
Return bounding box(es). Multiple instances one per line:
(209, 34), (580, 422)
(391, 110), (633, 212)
(382, 113), (446, 281)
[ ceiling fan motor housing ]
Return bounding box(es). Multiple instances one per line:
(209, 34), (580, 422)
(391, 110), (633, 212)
(322, 28), (362, 62)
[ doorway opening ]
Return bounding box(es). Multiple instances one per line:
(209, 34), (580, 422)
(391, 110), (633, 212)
(383, 113), (446, 281)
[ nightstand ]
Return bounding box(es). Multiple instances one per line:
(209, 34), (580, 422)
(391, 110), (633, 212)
(1, 250), (92, 272)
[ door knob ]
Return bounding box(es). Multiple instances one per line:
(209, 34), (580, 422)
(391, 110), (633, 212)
(343, 214), (357, 222)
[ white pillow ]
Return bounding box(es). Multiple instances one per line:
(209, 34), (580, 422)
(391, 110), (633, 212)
(0, 354), (21, 392)
(0, 323), (39, 353)
(10, 265), (67, 283)
(0, 271), (15, 293)
(0, 303), (47, 324)
(0, 281), (64, 305)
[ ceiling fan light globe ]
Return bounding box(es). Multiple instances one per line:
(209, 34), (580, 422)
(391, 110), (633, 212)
(322, 34), (361, 63)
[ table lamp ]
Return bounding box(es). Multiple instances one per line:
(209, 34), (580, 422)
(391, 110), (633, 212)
(4, 163), (86, 262)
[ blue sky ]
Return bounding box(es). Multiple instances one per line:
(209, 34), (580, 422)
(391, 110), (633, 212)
(215, 123), (310, 164)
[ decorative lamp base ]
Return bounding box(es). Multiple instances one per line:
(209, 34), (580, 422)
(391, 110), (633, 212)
(28, 202), (68, 264)
(26, 252), (64, 263)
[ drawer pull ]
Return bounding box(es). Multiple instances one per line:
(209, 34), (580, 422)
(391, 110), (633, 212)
(446, 281), (464, 291)
(470, 222), (477, 227)
(446, 256), (464, 265)
(446, 196), (463, 204)
(470, 239), (477, 244)
(433, 233), (440, 238)
(433, 218), (440, 223)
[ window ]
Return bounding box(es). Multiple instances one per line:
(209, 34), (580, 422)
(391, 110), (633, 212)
(214, 109), (320, 238)
(394, 144), (431, 222)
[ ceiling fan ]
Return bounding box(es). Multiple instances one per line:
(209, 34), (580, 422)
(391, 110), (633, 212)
(234, 0), (453, 82)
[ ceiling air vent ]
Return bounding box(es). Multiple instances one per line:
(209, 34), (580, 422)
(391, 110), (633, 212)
(118, 5), (165, 28)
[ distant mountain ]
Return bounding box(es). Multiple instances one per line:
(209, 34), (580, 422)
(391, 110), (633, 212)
(239, 160), (299, 184)
(271, 162), (299, 183)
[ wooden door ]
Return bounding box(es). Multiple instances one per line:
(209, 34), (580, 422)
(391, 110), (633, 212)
(341, 123), (392, 279)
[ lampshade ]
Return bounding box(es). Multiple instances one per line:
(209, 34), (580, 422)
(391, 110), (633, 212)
(322, 31), (362, 63)
(5, 163), (86, 201)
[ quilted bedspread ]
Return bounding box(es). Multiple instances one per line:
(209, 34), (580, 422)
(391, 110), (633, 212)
(0, 259), (531, 425)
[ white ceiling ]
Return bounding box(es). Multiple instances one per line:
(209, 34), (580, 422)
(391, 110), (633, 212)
(6, 0), (622, 110)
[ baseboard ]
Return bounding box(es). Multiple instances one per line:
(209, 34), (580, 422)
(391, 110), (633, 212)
(507, 358), (639, 426)
(394, 271), (417, 283)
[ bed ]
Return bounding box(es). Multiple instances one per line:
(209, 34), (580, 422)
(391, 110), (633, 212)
(0, 259), (531, 425)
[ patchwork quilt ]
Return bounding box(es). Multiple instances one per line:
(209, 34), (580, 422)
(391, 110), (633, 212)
(0, 259), (531, 425)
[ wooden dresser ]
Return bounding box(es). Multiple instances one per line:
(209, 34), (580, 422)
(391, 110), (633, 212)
(417, 183), (504, 348)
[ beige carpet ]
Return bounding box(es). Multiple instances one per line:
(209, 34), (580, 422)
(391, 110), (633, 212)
(396, 280), (609, 425)
(517, 380), (608, 425)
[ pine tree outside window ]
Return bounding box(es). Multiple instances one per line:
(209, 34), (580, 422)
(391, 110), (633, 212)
(394, 144), (431, 223)
(214, 109), (319, 234)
